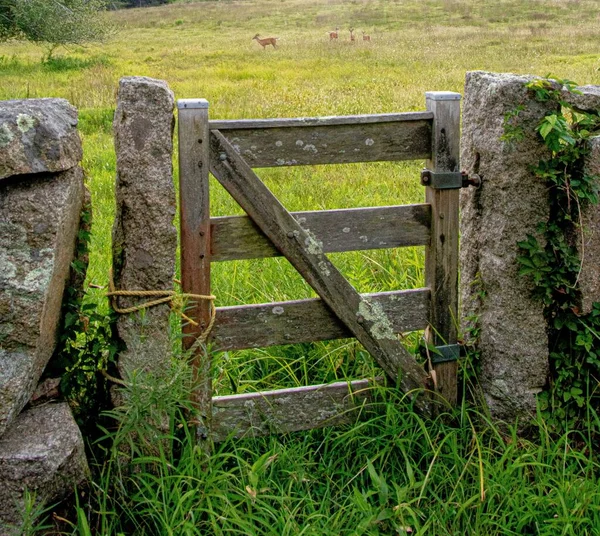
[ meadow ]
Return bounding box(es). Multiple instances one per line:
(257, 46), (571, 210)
(1, 0), (600, 533)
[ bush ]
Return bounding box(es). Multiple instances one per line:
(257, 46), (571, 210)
(0, 0), (114, 59)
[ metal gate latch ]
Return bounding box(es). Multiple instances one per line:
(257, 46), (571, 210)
(420, 169), (481, 190)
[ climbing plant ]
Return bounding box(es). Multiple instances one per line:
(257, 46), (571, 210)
(510, 78), (600, 431)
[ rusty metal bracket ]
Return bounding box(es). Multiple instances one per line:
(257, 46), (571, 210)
(421, 169), (481, 190)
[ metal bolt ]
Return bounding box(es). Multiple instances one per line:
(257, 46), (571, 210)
(356, 314), (365, 324)
(287, 231), (295, 238)
(219, 152), (227, 161)
(420, 169), (431, 186)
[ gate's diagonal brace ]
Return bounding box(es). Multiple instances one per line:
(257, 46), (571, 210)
(209, 130), (432, 415)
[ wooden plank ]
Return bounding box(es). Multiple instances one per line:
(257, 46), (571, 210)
(211, 378), (383, 441)
(177, 99), (213, 445)
(424, 92), (461, 408)
(210, 111), (433, 129)
(210, 288), (430, 351)
(209, 119), (432, 167)
(209, 130), (432, 415)
(211, 204), (431, 262)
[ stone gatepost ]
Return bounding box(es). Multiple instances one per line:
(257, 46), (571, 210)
(460, 72), (555, 421)
(111, 77), (177, 379)
(0, 99), (89, 533)
(460, 72), (600, 423)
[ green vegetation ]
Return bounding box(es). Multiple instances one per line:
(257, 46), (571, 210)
(1, 0), (599, 533)
(512, 79), (600, 432)
(0, 0), (113, 60)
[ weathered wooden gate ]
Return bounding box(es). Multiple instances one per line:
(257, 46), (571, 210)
(177, 92), (463, 443)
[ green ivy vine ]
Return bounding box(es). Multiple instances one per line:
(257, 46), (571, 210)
(510, 78), (600, 431)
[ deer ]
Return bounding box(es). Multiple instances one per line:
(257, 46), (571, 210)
(362, 31), (371, 42)
(349, 28), (356, 42)
(327, 27), (339, 40)
(252, 34), (279, 49)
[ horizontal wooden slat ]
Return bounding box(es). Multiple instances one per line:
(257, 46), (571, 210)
(211, 378), (383, 441)
(209, 111), (434, 129)
(210, 288), (429, 351)
(211, 204), (431, 262)
(209, 116), (432, 167)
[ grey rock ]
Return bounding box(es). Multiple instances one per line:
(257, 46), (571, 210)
(460, 71), (554, 422)
(562, 85), (600, 314)
(0, 403), (89, 534)
(0, 99), (82, 181)
(579, 136), (600, 314)
(564, 85), (600, 114)
(111, 77), (177, 378)
(0, 168), (84, 436)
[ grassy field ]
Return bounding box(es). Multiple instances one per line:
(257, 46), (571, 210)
(1, 0), (600, 534)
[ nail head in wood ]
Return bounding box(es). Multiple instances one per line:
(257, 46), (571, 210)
(177, 98), (209, 109)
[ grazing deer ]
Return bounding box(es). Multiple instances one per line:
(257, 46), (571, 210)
(349, 28), (355, 42)
(253, 34), (279, 49)
(328, 27), (339, 40)
(362, 31), (371, 42)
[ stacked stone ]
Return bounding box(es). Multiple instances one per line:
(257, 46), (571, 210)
(565, 86), (600, 314)
(0, 99), (89, 533)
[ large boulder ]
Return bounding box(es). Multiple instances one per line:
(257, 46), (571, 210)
(0, 167), (84, 436)
(0, 403), (89, 534)
(0, 99), (82, 181)
(112, 77), (177, 377)
(460, 71), (555, 421)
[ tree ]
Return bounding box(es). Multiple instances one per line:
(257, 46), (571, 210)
(119, 0), (171, 6)
(0, 0), (114, 59)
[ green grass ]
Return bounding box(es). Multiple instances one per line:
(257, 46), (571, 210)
(2, 0), (600, 533)
(70, 366), (600, 535)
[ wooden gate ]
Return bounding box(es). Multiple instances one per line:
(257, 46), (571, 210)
(177, 92), (462, 443)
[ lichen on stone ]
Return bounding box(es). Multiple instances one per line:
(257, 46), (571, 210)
(0, 123), (14, 147)
(358, 298), (396, 340)
(16, 114), (35, 133)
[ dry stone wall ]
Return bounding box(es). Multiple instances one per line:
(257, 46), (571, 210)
(0, 98), (88, 533)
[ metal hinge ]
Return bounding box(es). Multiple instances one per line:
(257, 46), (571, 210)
(420, 170), (481, 190)
(420, 343), (463, 364)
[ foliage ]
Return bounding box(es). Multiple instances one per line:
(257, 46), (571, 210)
(0, 0), (113, 59)
(510, 78), (600, 432)
(117, 0), (173, 7)
(56, 371), (600, 534)
(49, 205), (119, 430)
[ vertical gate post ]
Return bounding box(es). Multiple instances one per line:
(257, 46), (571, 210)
(424, 91), (461, 407)
(177, 99), (212, 447)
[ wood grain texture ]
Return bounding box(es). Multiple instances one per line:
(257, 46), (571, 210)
(209, 130), (432, 415)
(211, 378), (383, 441)
(210, 204), (431, 262)
(209, 118), (432, 167)
(424, 93), (461, 408)
(210, 288), (430, 351)
(178, 101), (213, 443)
(210, 111), (433, 129)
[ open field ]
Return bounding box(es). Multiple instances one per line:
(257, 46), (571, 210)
(2, 1), (600, 533)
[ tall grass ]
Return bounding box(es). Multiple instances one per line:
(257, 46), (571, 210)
(65, 360), (600, 536)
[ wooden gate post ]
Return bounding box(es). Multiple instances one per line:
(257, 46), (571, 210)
(178, 99), (212, 446)
(424, 91), (461, 408)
